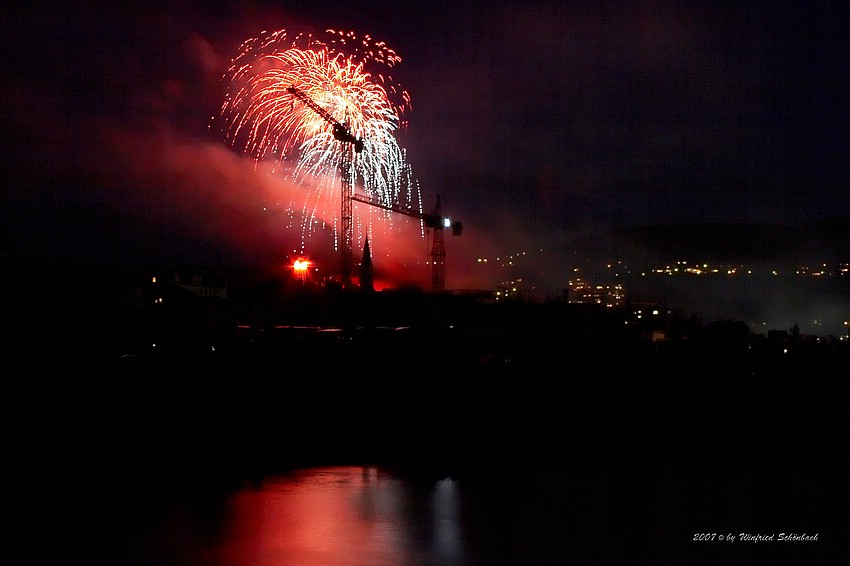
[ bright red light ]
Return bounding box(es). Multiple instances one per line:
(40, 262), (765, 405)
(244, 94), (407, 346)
(292, 258), (311, 283)
(293, 259), (310, 273)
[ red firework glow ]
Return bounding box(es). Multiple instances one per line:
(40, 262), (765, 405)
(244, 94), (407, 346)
(215, 28), (427, 287)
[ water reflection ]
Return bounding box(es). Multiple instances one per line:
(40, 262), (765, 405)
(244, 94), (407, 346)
(12, 456), (840, 566)
(151, 466), (461, 566)
(432, 478), (463, 564)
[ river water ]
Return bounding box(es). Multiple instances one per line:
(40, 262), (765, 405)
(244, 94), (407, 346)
(4, 347), (848, 565)
(7, 435), (848, 566)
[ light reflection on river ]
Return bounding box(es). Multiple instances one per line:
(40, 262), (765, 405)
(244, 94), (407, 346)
(7, 369), (847, 566)
(9, 444), (845, 566)
(146, 466), (463, 566)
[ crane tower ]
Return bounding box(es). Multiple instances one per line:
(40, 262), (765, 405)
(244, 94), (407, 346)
(429, 196), (447, 292)
(286, 86), (363, 288)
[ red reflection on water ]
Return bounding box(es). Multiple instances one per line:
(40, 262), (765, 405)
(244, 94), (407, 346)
(215, 466), (413, 566)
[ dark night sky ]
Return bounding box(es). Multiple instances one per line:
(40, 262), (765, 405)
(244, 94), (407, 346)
(2, 1), (849, 303)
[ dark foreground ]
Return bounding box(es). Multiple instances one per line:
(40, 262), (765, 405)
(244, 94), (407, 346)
(3, 282), (849, 565)
(4, 345), (849, 566)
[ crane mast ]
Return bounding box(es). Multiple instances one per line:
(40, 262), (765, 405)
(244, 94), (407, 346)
(287, 85), (362, 288)
(430, 196), (447, 293)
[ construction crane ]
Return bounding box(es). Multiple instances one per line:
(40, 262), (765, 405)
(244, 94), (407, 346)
(351, 193), (462, 292)
(286, 85), (363, 288)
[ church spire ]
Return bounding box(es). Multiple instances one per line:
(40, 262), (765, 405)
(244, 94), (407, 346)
(359, 237), (374, 292)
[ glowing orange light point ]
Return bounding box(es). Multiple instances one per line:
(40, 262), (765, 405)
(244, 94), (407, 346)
(293, 258), (310, 282)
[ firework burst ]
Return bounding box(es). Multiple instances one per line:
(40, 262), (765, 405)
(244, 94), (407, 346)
(215, 28), (421, 256)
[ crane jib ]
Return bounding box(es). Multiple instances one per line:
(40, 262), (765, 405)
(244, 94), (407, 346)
(288, 86), (363, 152)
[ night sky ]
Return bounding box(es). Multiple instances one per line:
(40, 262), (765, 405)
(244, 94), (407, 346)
(2, 1), (849, 299)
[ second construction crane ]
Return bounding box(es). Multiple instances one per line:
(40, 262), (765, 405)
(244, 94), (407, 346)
(351, 193), (462, 292)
